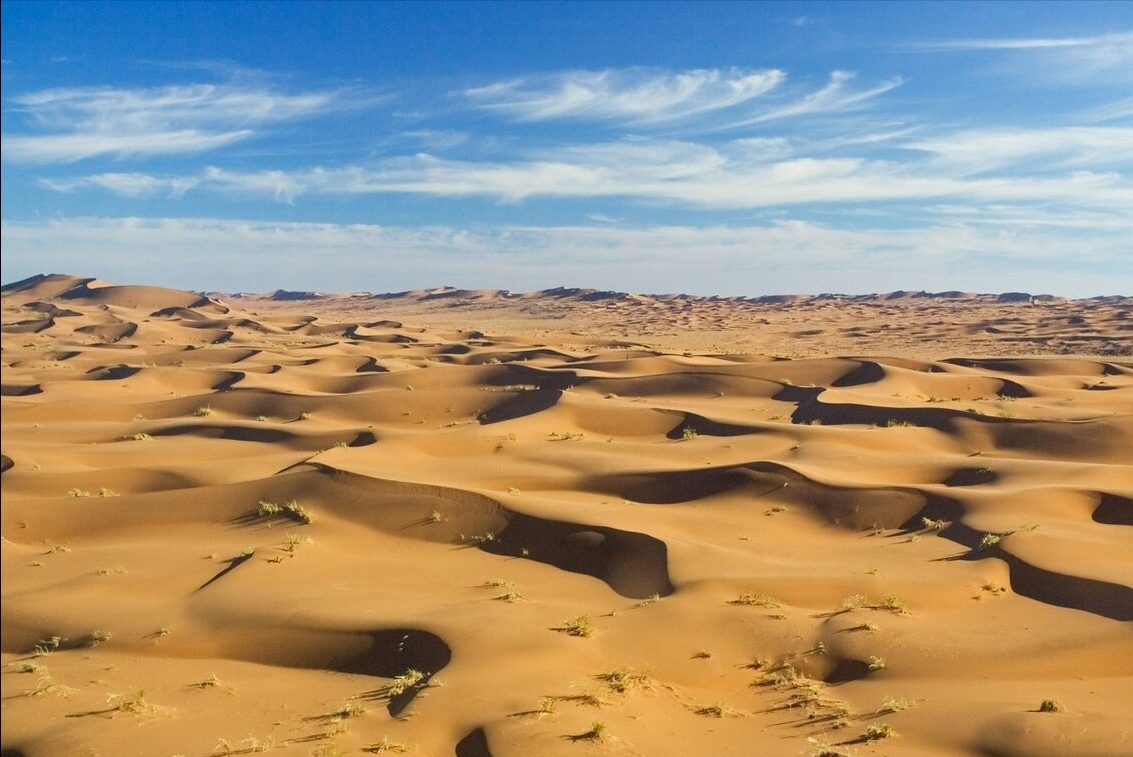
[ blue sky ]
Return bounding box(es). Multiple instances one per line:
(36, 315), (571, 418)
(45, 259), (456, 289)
(2, 1), (1130, 296)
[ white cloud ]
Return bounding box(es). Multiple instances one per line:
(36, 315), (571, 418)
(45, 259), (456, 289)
(464, 68), (785, 124)
(906, 126), (1133, 174)
(1085, 96), (1133, 123)
(2, 216), (1128, 297)
(2, 84), (338, 163)
(917, 30), (1133, 53)
(924, 203), (1133, 232)
(40, 172), (200, 198)
(7, 130), (254, 163)
(462, 67), (904, 130)
(42, 129), (1132, 214)
(722, 71), (903, 127)
(912, 30), (1133, 81)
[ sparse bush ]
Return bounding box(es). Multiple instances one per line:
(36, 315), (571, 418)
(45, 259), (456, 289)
(31, 670), (75, 697)
(979, 533), (1004, 550)
(879, 696), (916, 713)
(257, 500), (283, 517)
(284, 533), (310, 553)
(879, 595), (909, 615)
(83, 630), (112, 647)
(598, 667), (651, 694)
(255, 499), (315, 524)
(1039, 699), (1065, 713)
(285, 500), (315, 523)
(365, 737), (410, 754)
(696, 701), (734, 717)
(32, 636), (62, 656)
(335, 697), (367, 718)
(731, 593), (781, 608)
(580, 720), (607, 742)
(387, 668), (424, 697)
(866, 722), (895, 740)
(106, 688), (149, 714)
(563, 615), (594, 637)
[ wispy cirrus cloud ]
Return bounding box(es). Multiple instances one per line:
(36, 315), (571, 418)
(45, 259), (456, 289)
(914, 30), (1133, 53)
(463, 67), (785, 124)
(1, 84), (339, 162)
(911, 30), (1133, 80)
(39, 171), (200, 198)
(41, 127), (1133, 215)
(1083, 96), (1133, 123)
(464, 67), (903, 133)
(721, 71), (903, 127)
(906, 126), (1133, 174)
(42, 165), (306, 202)
(5, 129), (257, 164)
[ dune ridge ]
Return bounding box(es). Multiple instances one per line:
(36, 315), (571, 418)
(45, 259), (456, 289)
(2, 274), (1131, 757)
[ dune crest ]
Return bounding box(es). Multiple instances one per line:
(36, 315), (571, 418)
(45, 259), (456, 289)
(3, 275), (1131, 757)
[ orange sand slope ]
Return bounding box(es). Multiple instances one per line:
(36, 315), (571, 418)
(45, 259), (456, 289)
(2, 274), (1131, 757)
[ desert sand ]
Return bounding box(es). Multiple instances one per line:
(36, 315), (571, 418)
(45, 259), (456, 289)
(2, 274), (1130, 757)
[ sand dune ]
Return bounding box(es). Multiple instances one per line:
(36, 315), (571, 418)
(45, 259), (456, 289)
(218, 283), (1133, 359)
(2, 274), (1131, 757)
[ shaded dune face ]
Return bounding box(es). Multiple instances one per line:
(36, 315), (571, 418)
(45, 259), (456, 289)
(478, 514), (675, 600)
(206, 627), (451, 717)
(1093, 493), (1133, 526)
(2, 275), (1132, 757)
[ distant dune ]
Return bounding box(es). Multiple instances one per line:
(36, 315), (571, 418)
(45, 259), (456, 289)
(211, 279), (1132, 358)
(3, 274), (1131, 757)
